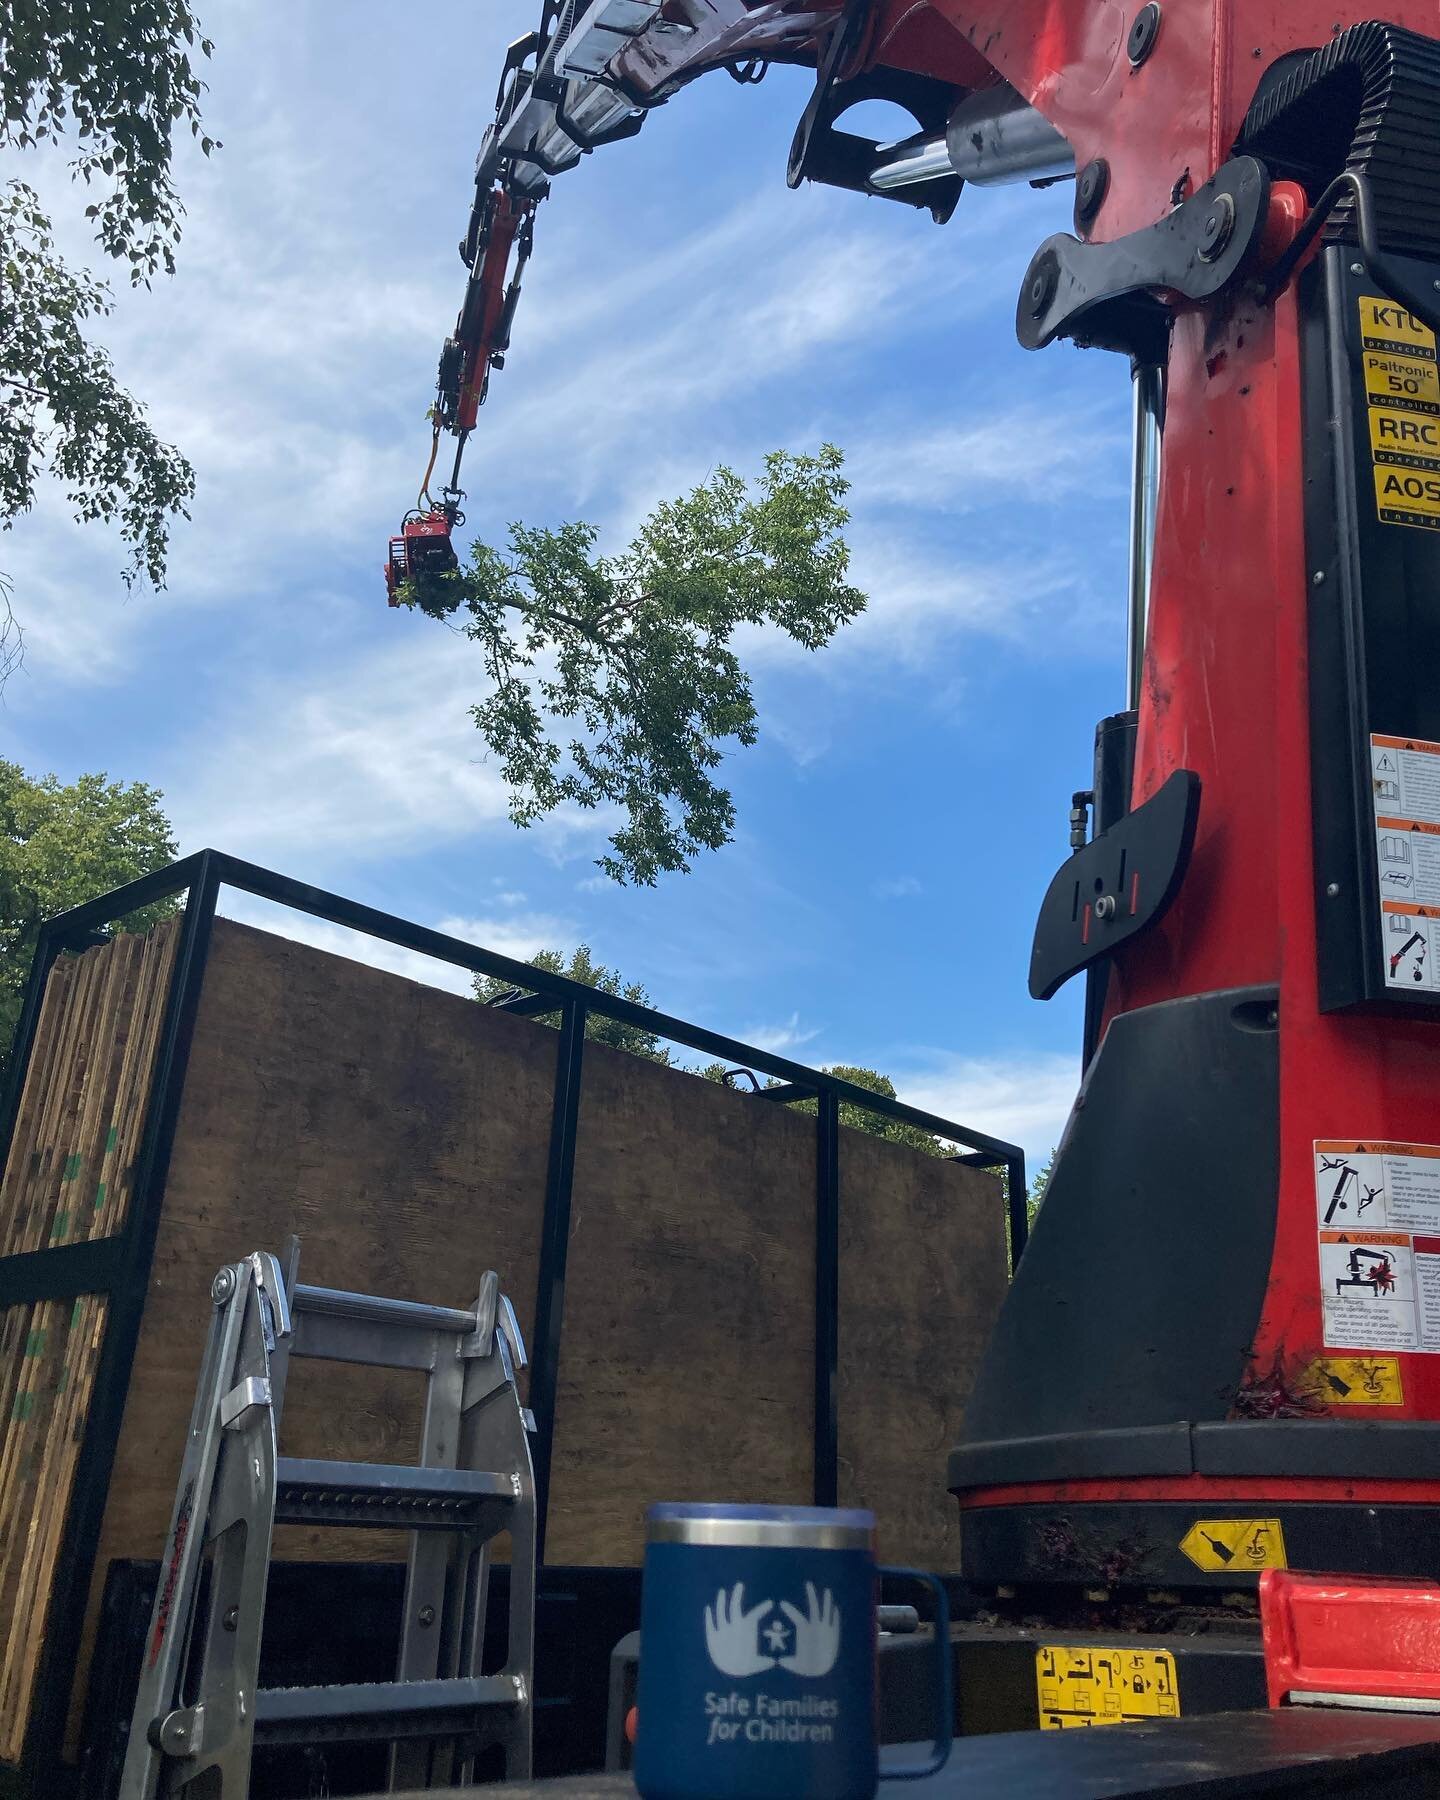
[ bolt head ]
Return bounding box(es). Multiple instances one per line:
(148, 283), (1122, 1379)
(1326, 882), (1341, 897)
(1351, 261), (1365, 276)
(211, 1268), (236, 1304)
(1312, 569), (1326, 585)
(1197, 192), (1235, 263)
(1127, 1), (1162, 65)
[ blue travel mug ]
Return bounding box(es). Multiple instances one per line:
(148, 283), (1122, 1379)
(633, 1503), (952, 1800)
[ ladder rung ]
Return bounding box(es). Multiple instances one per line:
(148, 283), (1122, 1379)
(253, 1674), (523, 1745)
(290, 1282), (479, 1334)
(274, 1458), (515, 1528)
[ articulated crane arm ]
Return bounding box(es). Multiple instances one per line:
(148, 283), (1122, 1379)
(383, 0), (1074, 599)
(389, 0), (1440, 1613)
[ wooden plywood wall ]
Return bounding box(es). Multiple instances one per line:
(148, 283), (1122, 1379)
(2, 915), (1006, 1761)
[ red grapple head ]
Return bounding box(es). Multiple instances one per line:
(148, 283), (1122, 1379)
(384, 507), (460, 606)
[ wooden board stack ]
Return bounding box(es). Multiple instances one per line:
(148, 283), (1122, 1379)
(0, 921), (178, 1762)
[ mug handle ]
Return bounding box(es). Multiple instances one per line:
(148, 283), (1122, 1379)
(876, 1566), (953, 1781)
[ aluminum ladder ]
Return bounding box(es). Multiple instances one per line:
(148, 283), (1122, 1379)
(120, 1245), (536, 1796)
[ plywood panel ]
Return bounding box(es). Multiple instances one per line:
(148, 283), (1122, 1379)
(837, 1135), (1007, 1569)
(9, 914), (1006, 1757)
(95, 918), (558, 1577)
(546, 1046), (818, 1566)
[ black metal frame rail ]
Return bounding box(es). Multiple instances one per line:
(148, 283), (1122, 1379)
(0, 848), (1025, 1795)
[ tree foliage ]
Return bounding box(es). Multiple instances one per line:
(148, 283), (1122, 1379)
(769, 1064), (957, 1157)
(1, 2), (216, 592)
(474, 945), (674, 1063)
(0, 759), (178, 1064)
(406, 447), (866, 887)
(474, 949), (960, 1157)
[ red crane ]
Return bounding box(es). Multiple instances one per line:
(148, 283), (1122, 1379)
(399, 0), (1440, 1641)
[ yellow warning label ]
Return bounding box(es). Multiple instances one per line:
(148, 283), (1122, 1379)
(1369, 406), (1440, 466)
(1374, 463), (1440, 526)
(1178, 1518), (1287, 1573)
(1359, 294), (1438, 355)
(1036, 1645), (1179, 1730)
(1306, 1354), (1405, 1404)
(1365, 352), (1440, 411)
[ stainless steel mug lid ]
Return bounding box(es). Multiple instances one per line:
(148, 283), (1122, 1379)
(646, 1502), (876, 1550)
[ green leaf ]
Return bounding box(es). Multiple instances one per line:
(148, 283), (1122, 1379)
(409, 449), (866, 885)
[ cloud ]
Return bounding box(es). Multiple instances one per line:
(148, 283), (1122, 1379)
(739, 1011), (822, 1055)
(216, 891), (573, 996)
(160, 628), (613, 872)
(872, 875), (922, 899)
(842, 407), (1125, 515)
(882, 1049), (1078, 1167)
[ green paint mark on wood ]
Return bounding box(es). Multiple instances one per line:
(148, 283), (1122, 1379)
(24, 1329), (45, 1358)
(62, 1153), (81, 1182)
(71, 1299), (84, 1328)
(50, 1211), (71, 1241)
(93, 1182), (107, 1211)
(104, 1125), (118, 1153)
(11, 1392), (33, 1422)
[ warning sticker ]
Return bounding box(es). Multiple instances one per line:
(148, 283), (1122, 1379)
(1365, 351), (1440, 413)
(1359, 294), (1439, 356)
(1374, 465), (1440, 526)
(1179, 1519), (1287, 1573)
(1359, 296), (1440, 529)
(1316, 1141), (1440, 1353)
(1372, 736), (1440, 825)
(1370, 737), (1440, 988)
(1036, 1646), (1179, 1730)
(1305, 1355), (1404, 1405)
(1369, 407), (1440, 467)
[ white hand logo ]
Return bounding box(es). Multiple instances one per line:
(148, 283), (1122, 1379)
(704, 1583), (775, 1678)
(777, 1582), (841, 1677)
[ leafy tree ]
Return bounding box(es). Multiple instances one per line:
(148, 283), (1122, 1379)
(1, 4), (217, 603)
(0, 760), (178, 1066)
(474, 945), (673, 1064)
(405, 447), (866, 887)
(755, 1063), (957, 1158)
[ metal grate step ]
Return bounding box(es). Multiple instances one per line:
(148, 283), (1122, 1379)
(253, 1674), (524, 1745)
(274, 1458), (516, 1529)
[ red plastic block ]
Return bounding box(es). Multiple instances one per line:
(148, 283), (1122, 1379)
(1261, 1568), (1440, 1708)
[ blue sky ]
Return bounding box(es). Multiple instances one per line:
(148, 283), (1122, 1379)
(2, 2), (1133, 1164)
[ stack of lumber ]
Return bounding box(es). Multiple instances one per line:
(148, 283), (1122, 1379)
(0, 921), (178, 1762)
(0, 924), (179, 1256)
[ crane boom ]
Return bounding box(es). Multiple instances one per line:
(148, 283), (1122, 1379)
(396, 0), (1440, 1634)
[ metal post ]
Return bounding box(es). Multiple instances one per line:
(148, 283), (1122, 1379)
(529, 999), (585, 1566)
(0, 929), (62, 1159)
(1126, 362), (1164, 710)
(22, 855), (222, 1787)
(813, 1093), (841, 1508)
(1006, 1150), (1030, 1269)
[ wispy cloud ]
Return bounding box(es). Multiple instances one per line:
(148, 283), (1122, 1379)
(872, 875), (922, 900)
(884, 1049), (1078, 1167)
(740, 1012), (822, 1055)
(161, 629), (610, 872)
(217, 892), (574, 995)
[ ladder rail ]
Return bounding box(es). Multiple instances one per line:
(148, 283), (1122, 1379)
(121, 1247), (537, 1798)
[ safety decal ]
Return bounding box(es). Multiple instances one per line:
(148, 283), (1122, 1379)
(1358, 295), (1440, 528)
(1316, 1140), (1440, 1353)
(1036, 1646), (1179, 1730)
(1305, 1355), (1404, 1405)
(1178, 1519), (1286, 1573)
(1371, 735), (1440, 991)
